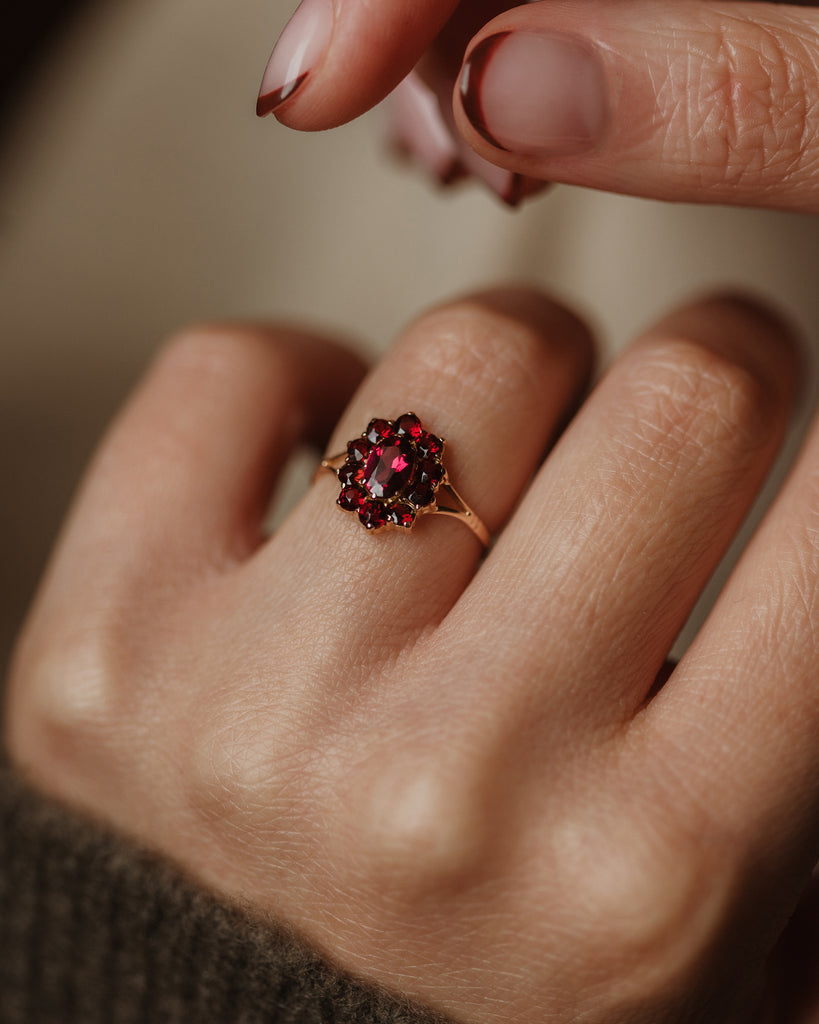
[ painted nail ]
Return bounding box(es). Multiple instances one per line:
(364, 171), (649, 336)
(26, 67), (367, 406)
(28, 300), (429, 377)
(459, 32), (608, 157)
(457, 147), (545, 207)
(256, 0), (333, 117)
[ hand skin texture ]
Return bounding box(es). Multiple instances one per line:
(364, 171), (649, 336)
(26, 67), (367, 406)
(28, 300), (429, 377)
(258, 0), (819, 211)
(7, 287), (819, 1023)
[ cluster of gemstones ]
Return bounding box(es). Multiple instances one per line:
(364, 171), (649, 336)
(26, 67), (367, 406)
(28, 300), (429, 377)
(335, 413), (446, 531)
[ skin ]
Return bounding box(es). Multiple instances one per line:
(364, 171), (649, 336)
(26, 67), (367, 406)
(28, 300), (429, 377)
(268, 0), (819, 211)
(7, 287), (819, 1022)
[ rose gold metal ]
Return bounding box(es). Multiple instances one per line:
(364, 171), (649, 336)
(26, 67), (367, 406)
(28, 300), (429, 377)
(428, 476), (490, 546)
(318, 453), (348, 472)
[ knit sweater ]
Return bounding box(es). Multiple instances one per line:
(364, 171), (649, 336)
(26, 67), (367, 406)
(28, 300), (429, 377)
(0, 768), (448, 1024)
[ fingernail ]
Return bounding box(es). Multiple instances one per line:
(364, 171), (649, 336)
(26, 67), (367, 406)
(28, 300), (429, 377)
(256, 0), (333, 117)
(466, 158), (544, 208)
(459, 32), (608, 157)
(454, 141), (548, 208)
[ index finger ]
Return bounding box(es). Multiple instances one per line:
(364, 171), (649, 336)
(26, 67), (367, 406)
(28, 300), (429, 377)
(256, 0), (509, 129)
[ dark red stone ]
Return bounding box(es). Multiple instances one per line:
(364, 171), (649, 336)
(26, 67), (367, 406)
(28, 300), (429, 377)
(338, 463), (363, 487)
(338, 486), (365, 511)
(396, 413), (422, 440)
(388, 503), (416, 528)
(347, 437), (371, 463)
(417, 432), (443, 458)
(366, 418), (395, 444)
(406, 481), (434, 508)
(417, 458), (444, 488)
(337, 416), (449, 530)
(359, 501), (388, 530)
(362, 436), (415, 500)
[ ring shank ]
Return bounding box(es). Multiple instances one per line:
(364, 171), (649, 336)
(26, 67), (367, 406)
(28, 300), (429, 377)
(431, 479), (490, 547)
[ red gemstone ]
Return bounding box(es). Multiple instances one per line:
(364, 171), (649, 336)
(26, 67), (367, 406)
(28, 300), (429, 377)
(359, 501), (388, 530)
(396, 413), (423, 440)
(347, 438), (371, 463)
(417, 458), (443, 488)
(336, 416), (449, 531)
(406, 481), (434, 508)
(337, 486), (364, 511)
(417, 432), (443, 457)
(362, 436), (416, 500)
(338, 463), (363, 487)
(389, 503), (416, 528)
(366, 418), (395, 444)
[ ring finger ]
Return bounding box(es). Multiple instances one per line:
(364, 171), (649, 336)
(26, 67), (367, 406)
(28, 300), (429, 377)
(257, 287), (593, 666)
(445, 294), (799, 744)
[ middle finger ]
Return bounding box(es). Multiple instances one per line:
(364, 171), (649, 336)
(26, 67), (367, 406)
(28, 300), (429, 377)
(253, 287), (593, 666)
(450, 294), (798, 735)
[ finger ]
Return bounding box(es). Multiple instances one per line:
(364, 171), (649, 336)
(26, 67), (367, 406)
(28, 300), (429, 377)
(260, 0), (547, 203)
(256, 0), (521, 130)
(256, 0), (461, 128)
(36, 323), (366, 592)
(448, 294), (798, 738)
(389, 69), (549, 206)
(256, 288), (594, 663)
(641, 401), (819, 886)
(388, 71), (467, 188)
(454, 0), (819, 211)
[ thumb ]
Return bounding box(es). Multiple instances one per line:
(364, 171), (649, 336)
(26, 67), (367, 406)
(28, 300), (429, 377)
(454, 0), (819, 211)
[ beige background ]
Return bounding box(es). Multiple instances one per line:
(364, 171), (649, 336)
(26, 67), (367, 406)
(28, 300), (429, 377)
(2, 0), (819, 668)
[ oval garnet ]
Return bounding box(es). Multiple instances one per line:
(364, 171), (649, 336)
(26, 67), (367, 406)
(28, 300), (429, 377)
(362, 436), (415, 500)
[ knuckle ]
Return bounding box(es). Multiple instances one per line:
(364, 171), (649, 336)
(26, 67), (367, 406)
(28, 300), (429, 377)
(155, 321), (296, 393)
(342, 747), (495, 902)
(6, 625), (121, 792)
(185, 699), (313, 845)
(160, 323), (242, 371)
(407, 302), (549, 409)
(188, 716), (274, 830)
(159, 322), (292, 381)
(624, 339), (773, 468)
(556, 808), (732, 1006)
(660, 15), (819, 194)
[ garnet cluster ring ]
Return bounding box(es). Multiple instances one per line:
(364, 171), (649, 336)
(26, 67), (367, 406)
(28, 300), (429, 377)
(318, 413), (489, 547)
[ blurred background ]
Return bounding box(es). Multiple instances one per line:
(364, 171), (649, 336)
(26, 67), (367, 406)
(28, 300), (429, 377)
(2, 0), (819, 673)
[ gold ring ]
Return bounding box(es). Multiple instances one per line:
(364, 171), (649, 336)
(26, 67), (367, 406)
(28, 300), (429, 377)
(318, 412), (489, 547)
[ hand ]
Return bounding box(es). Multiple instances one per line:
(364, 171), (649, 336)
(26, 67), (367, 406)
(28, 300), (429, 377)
(257, 0), (819, 211)
(7, 287), (819, 1023)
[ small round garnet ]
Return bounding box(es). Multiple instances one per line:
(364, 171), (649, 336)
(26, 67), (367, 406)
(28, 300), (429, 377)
(334, 413), (446, 532)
